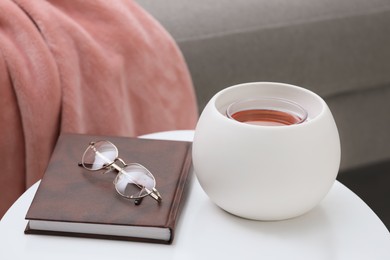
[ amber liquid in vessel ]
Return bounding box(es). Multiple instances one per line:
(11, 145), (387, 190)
(230, 109), (303, 126)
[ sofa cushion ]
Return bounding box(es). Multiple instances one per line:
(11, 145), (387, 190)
(136, 0), (390, 110)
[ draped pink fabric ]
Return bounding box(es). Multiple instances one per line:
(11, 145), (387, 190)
(0, 0), (198, 217)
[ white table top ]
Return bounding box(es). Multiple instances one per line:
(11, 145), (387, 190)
(1, 130), (389, 259)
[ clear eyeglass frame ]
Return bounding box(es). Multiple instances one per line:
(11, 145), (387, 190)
(79, 140), (162, 205)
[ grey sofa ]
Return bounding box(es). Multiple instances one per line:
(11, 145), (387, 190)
(136, 0), (390, 172)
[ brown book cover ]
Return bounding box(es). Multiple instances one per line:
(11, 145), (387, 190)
(25, 133), (192, 244)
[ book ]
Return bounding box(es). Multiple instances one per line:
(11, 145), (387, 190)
(25, 133), (193, 244)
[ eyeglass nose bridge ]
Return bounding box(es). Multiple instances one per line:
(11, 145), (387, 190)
(103, 157), (127, 174)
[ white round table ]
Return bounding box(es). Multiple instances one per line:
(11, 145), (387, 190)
(1, 130), (389, 259)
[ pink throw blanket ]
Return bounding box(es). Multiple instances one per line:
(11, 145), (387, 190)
(0, 0), (198, 217)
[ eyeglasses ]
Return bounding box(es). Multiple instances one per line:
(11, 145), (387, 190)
(79, 140), (162, 205)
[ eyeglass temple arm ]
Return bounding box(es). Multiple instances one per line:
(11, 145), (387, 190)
(148, 188), (162, 202)
(134, 188), (162, 205)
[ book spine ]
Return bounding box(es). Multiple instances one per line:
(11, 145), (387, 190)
(165, 144), (193, 243)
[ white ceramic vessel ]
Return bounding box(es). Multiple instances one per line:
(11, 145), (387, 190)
(192, 82), (341, 220)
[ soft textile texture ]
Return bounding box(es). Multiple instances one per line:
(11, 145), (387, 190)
(0, 0), (198, 217)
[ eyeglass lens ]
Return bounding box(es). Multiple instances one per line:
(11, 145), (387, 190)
(82, 141), (118, 170)
(114, 164), (156, 199)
